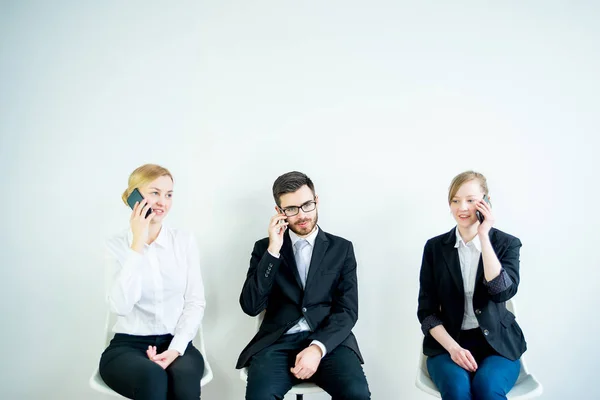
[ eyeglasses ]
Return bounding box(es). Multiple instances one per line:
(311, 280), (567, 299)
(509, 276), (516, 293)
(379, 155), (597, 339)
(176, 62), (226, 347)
(278, 200), (317, 217)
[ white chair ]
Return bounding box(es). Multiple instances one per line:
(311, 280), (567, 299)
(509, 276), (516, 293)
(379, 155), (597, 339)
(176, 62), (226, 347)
(89, 311), (213, 398)
(239, 313), (325, 400)
(415, 299), (543, 399)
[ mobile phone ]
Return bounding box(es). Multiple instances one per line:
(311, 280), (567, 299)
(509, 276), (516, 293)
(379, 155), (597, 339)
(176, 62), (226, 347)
(277, 213), (287, 234)
(476, 194), (491, 223)
(126, 188), (152, 218)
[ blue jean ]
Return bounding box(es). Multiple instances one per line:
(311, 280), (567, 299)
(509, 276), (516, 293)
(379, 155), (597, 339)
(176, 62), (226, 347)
(246, 332), (370, 400)
(427, 353), (520, 400)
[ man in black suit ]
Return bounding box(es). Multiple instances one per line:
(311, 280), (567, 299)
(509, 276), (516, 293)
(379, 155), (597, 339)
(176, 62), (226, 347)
(237, 171), (370, 400)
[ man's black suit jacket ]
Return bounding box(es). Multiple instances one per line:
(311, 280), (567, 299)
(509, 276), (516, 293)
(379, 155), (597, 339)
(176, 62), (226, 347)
(236, 227), (362, 369)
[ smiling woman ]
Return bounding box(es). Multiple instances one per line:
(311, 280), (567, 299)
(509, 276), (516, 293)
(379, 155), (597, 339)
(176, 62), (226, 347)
(417, 170), (527, 400)
(99, 164), (207, 400)
(121, 164), (174, 220)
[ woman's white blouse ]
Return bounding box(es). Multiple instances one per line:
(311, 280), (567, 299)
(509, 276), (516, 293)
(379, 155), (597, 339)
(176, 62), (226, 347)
(105, 226), (206, 355)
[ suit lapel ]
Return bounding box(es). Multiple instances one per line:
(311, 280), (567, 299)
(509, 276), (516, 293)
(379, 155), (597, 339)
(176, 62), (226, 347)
(280, 231), (303, 289)
(442, 228), (464, 294)
(305, 227), (329, 289)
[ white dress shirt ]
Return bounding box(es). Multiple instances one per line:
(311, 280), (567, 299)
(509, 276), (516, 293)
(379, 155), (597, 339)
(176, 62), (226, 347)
(105, 225), (206, 355)
(455, 227), (482, 330)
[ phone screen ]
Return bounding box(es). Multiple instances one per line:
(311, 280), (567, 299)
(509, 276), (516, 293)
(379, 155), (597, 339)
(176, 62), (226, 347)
(126, 188), (152, 218)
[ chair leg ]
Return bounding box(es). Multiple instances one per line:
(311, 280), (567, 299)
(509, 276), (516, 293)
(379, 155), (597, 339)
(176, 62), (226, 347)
(296, 395), (304, 400)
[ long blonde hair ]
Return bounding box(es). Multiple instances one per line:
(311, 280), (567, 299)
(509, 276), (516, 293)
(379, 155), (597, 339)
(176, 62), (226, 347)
(121, 164), (173, 206)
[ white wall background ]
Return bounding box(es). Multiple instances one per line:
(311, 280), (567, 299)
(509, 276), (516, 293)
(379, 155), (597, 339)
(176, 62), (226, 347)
(1, 1), (598, 399)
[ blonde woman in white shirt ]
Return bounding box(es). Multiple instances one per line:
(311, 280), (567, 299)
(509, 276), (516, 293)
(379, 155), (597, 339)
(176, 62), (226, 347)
(99, 164), (206, 400)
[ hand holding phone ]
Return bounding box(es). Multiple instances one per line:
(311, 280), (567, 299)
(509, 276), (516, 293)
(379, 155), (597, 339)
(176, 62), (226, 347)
(476, 194), (491, 223)
(127, 188), (152, 218)
(267, 213), (288, 255)
(277, 215), (288, 234)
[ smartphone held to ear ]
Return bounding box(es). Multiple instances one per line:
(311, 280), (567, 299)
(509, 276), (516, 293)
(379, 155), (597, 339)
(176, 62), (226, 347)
(277, 216), (287, 234)
(126, 188), (152, 218)
(476, 194), (491, 223)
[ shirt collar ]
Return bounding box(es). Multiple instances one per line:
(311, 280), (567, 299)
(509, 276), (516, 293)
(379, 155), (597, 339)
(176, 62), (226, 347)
(454, 226), (482, 252)
(127, 225), (169, 248)
(289, 225), (319, 249)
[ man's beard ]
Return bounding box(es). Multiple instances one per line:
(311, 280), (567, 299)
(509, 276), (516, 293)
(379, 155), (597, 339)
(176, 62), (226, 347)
(289, 212), (318, 236)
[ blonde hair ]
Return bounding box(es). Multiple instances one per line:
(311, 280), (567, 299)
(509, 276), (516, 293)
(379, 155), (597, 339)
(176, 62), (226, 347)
(121, 164), (173, 206)
(448, 170), (489, 204)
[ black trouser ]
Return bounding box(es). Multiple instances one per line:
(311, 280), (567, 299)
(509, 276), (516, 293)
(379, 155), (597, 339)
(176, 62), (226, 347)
(245, 332), (370, 400)
(457, 328), (499, 364)
(100, 333), (204, 400)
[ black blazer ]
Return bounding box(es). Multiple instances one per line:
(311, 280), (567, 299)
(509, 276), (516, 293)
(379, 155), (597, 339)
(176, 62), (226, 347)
(417, 227), (527, 361)
(236, 227), (362, 369)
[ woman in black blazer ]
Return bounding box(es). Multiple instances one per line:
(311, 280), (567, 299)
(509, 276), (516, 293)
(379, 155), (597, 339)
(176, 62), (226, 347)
(417, 171), (527, 400)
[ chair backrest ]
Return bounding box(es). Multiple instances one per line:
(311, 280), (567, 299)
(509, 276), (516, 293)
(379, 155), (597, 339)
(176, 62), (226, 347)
(505, 299), (530, 382)
(256, 311), (265, 330)
(506, 298), (516, 315)
(104, 311), (117, 346)
(193, 324), (209, 359)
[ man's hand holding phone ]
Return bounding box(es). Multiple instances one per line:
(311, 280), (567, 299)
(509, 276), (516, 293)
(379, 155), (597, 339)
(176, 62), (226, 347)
(267, 213), (288, 257)
(130, 199), (155, 253)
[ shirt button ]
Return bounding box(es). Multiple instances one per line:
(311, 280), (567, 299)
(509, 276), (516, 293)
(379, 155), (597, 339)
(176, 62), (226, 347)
(264, 273), (269, 277)
(475, 309), (481, 315)
(483, 329), (489, 336)
(269, 263), (273, 267)
(302, 307), (307, 313)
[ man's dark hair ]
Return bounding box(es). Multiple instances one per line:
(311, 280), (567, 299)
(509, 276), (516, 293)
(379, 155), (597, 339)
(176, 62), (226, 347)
(272, 171), (315, 207)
